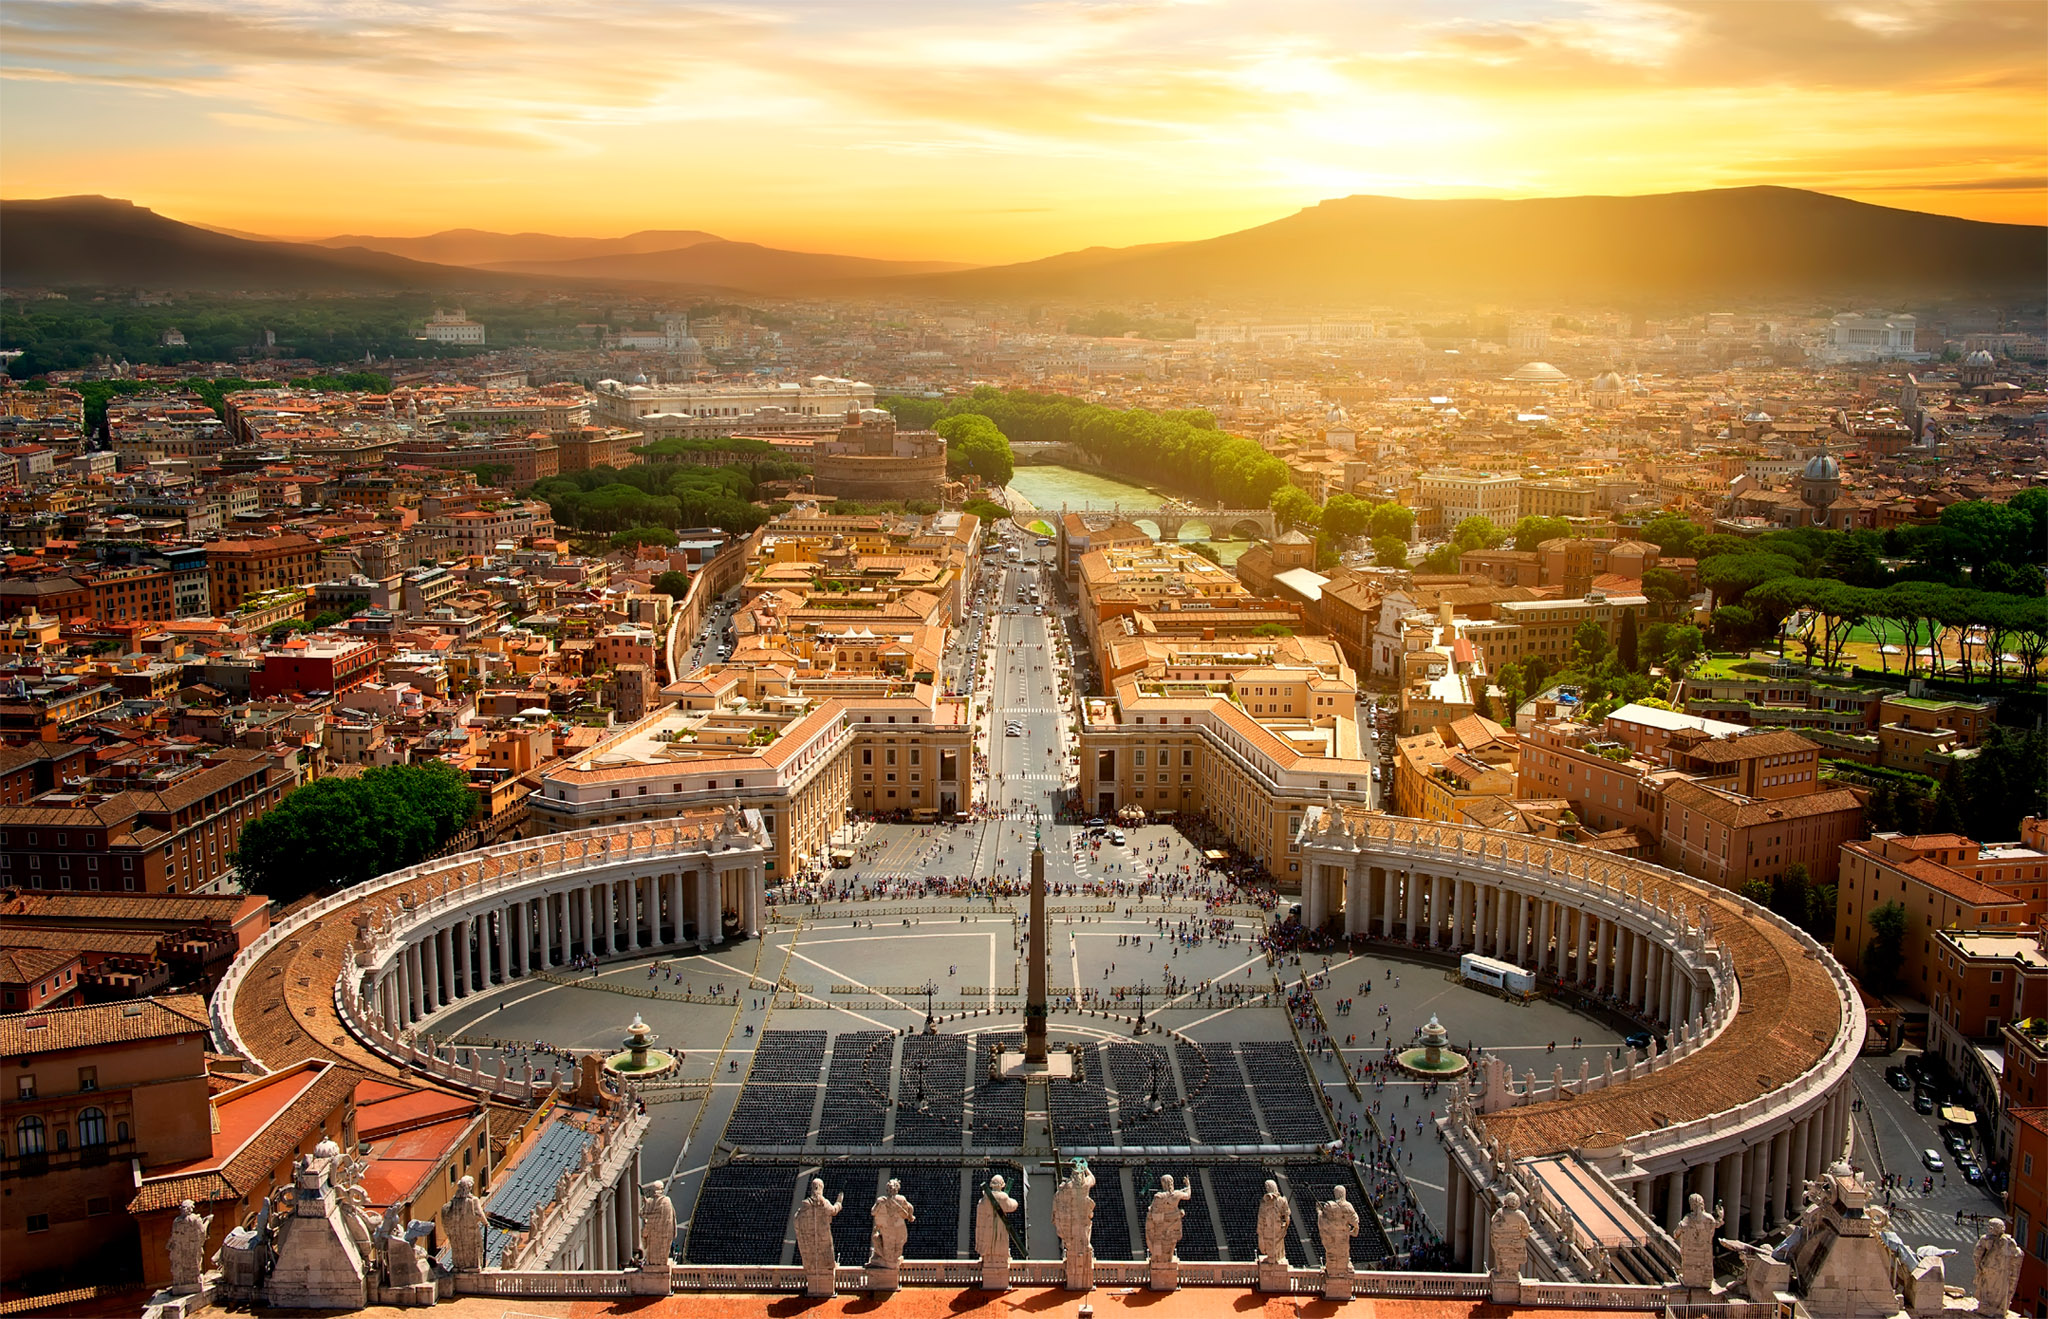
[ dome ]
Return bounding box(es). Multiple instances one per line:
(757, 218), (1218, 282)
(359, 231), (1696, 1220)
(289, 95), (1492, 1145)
(1802, 451), (1841, 482)
(1591, 371), (1623, 391)
(1504, 360), (1569, 384)
(1966, 349), (1996, 367)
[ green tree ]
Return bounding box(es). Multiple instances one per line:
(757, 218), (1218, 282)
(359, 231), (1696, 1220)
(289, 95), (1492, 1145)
(1366, 503), (1415, 541)
(1511, 515), (1571, 552)
(1372, 536), (1409, 568)
(1662, 624), (1703, 670)
(1452, 516), (1505, 552)
(1571, 620), (1610, 669)
(653, 570), (692, 599)
(1421, 543), (1464, 574)
(935, 413), (1015, 486)
(609, 527), (677, 552)
(1741, 878), (1773, 905)
(1863, 901), (1908, 994)
(1319, 493), (1373, 541)
(1617, 609), (1640, 672)
(1270, 485), (1321, 532)
(232, 763), (479, 903)
(1641, 513), (1708, 559)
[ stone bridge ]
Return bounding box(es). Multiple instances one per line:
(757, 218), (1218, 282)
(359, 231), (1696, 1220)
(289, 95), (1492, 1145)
(1059, 504), (1275, 541)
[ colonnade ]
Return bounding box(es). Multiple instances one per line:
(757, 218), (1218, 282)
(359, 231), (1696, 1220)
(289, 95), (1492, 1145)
(371, 861), (766, 1034)
(1302, 859), (1703, 1026)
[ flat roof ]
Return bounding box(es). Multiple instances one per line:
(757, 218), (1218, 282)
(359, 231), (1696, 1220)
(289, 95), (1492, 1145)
(1606, 702), (1747, 738)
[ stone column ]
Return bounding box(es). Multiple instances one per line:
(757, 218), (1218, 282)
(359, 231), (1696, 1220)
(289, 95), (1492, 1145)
(1696, 1157), (1717, 1215)
(495, 908), (511, 984)
(434, 927), (453, 1007)
(1382, 868), (1396, 937)
(1768, 1128), (1792, 1226)
(1494, 885), (1511, 959)
(1665, 1173), (1684, 1229)
(1595, 918), (1611, 995)
(1451, 878), (1468, 951)
(698, 872), (715, 948)
(512, 901), (528, 977)
(579, 887), (594, 958)
(669, 872), (686, 945)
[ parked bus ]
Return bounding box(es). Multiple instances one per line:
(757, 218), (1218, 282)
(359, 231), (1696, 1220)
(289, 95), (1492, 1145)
(1459, 953), (1534, 995)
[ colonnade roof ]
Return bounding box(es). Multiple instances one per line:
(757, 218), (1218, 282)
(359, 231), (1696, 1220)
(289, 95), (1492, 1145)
(227, 817), (731, 1091)
(1329, 808), (1845, 1158)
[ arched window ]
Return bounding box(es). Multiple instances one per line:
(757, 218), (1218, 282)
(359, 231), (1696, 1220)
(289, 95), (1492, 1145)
(15, 1116), (44, 1155)
(78, 1108), (106, 1147)
(117, 1120), (130, 1142)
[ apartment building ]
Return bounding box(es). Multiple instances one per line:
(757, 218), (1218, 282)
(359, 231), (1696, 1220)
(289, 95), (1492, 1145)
(1518, 479), (1600, 520)
(1656, 777), (1864, 887)
(1416, 470), (1522, 529)
(207, 535), (320, 615)
(1391, 715), (1518, 823)
(1924, 928), (2048, 1133)
(0, 747), (297, 895)
(1834, 824), (2048, 1002)
(1077, 661), (1373, 881)
(0, 995), (216, 1286)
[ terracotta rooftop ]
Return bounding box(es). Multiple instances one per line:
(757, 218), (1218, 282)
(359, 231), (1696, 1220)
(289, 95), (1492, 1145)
(0, 991), (209, 1056)
(1336, 813), (1845, 1159)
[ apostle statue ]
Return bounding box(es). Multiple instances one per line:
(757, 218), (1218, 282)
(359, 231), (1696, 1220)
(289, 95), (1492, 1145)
(1318, 1185), (1361, 1276)
(1674, 1192), (1723, 1290)
(1145, 1174), (1192, 1267)
(168, 1199), (213, 1295)
(442, 1175), (486, 1274)
(1257, 1179), (1292, 1265)
(1052, 1160), (1097, 1288)
(868, 1179), (915, 1271)
(640, 1181), (676, 1268)
(1974, 1218), (2023, 1317)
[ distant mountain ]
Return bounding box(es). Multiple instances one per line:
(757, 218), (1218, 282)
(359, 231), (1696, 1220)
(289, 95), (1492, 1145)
(899, 188), (2046, 304)
(0, 196), (527, 292)
(480, 241), (975, 293)
(305, 227), (723, 268)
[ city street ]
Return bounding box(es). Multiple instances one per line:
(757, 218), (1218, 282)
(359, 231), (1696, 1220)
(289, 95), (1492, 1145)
(1848, 1053), (2006, 1286)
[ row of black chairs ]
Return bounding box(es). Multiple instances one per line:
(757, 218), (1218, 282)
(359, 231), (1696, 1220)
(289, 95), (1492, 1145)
(1184, 1043), (1264, 1144)
(1240, 1041), (1332, 1144)
(684, 1163), (803, 1263)
(893, 1033), (969, 1146)
(750, 1030), (828, 1082)
(725, 1084), (816, 1147)
(969, 1032), (1025, 1148)
(1106, 1044), (1187, 1145)
(817, 1032), (892, 1145)
(1048, 1043), (1113, 1143)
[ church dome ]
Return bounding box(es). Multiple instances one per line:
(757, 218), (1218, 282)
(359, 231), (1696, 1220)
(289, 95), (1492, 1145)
(1966, 349), (1996, 367)
(1504, 361), (1569, 384)
(1802, 451), (1841, 482)
(1591, 371), (1623, 392)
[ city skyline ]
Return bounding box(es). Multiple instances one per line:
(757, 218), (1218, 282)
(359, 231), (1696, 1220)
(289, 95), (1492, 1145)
(2, 0), (2043, 264)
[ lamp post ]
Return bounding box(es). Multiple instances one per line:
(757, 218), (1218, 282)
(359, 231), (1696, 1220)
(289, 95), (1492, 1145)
(923, 980), (937, 1032)
(1133, 981), (1150, 1035)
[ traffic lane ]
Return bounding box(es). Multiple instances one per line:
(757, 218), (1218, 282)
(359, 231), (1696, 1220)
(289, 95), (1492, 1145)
(1849, 1056), (2002, 1284)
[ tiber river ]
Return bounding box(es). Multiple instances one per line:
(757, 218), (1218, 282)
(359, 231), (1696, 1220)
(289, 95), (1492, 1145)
(1004, 465), (1254, 565)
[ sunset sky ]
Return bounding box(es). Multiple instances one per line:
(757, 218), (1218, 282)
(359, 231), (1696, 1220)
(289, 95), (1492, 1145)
(3, 0), (2043, 264)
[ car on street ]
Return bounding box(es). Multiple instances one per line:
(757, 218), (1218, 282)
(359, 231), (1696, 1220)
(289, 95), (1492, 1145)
(1945, 1131), (1970, 1154)
(1915, 1092), (1936, 1114)
(1886, 1068), (1912, 1091)
(1085, 817), (1105, 828)
(1921, 1149), (1945, 1172)
(1109, 830), (1127, 846)
(1960, 1159), (1984, 1184)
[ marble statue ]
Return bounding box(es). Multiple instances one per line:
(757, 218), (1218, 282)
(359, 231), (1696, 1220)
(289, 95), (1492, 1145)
(1973, 1218), (2022, 1317)
(1488, 1191), (1531, 1280)
(1256, 1179), (1292, 1265)
(976, 1175), (1020, 1288)
(1052, 1160), (1097, 1290)
(376, 1205), (432, 1290)
(793, 1179), (842, 1296)
(1145, 1174), (1192, 1267)
(640, 1181), (676, 1268)
(442, 1176), (486, 1274)
(1318, 1185), (1361, 1275)
(168, 1199), (214, 1294)
(868, 1179), (915, 1272)
(1675, 1192), (1723, 1290)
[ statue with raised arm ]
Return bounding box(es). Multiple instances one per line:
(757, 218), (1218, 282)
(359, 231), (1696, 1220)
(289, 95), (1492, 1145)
(869, 1179), (914, 1274)
(1052, 1160), (1097, 1291)
(640, 1181), (676, 1269)
(168, 1199), (213, 1294)
(1256, 1179), (1292, 1266)
(976, 1174), (1020, 1289)
(442, 1175), (486, 1274)
(793, 1178), (843, 1297)
(1146, 1173), (1192, 1289)
(1973, 1218), (2022, 1317)
(1675, 1192), (1723, 1290)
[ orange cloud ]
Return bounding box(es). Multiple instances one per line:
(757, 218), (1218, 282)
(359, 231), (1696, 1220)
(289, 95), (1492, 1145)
(2, 0), (2039, 261)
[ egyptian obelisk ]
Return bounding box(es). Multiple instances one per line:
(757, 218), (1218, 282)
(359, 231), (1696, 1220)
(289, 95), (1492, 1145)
(1024, 834), (1048, 1064)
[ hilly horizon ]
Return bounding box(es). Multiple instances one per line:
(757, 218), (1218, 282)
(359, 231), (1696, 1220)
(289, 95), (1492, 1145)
(476, 241), (974, 290)
(303, 227), (725, 268)
(890, 187), (2048, 306)
(0, 196), (536, 293)
(4, 188), (2041, 307)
